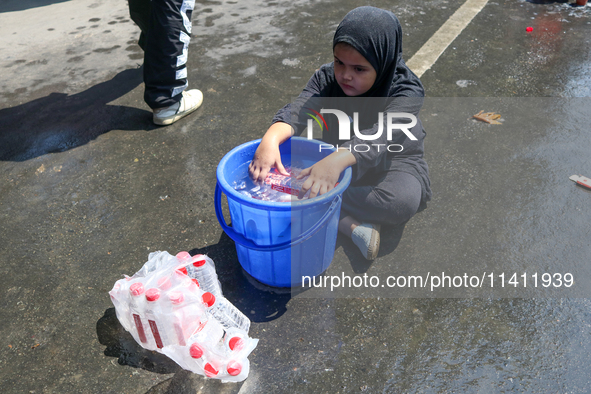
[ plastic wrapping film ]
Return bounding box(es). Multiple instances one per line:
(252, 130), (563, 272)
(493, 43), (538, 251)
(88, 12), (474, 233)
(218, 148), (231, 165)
(109, 251), (258, 382)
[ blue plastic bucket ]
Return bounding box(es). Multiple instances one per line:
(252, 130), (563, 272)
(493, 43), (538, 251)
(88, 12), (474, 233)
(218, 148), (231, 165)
(215, 137), (352, 287)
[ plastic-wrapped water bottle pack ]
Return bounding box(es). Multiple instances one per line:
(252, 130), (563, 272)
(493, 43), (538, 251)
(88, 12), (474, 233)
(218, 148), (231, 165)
(109, 251), (258, 382)
(233, 166), (311, 201)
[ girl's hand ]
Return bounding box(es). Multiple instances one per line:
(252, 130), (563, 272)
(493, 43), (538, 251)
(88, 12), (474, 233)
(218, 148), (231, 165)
(249, 122), (292, 182)
(249, 140), (288, 182)
(297, 149), (356, 199)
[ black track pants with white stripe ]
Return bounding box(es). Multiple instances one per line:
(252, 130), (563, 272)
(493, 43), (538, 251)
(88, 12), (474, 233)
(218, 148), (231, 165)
(130, 0), (195, 109)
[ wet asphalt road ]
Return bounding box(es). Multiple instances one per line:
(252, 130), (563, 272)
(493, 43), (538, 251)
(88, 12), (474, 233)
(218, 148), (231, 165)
(1, 0), (591, 393)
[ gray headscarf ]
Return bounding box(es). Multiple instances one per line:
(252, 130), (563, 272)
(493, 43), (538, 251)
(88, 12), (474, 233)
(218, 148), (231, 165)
(332, 6), (424, 98)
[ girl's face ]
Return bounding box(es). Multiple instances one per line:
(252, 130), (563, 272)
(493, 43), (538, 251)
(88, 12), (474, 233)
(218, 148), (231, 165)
(333, 43), (377, 96)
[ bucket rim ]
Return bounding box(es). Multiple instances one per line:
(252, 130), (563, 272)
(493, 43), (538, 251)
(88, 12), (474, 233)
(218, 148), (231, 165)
(216, 137), (352, 209)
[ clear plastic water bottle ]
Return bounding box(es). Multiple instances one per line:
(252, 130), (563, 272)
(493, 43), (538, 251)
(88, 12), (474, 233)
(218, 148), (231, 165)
(109, 282), (130, 329)
(136, 251), (176, 277)
(128, 282), (149, 345)
(144, 288), (171, 349)
(239, 190), (252, 198)
(232, 180), (246, 190)
(185, 346), (222, 379)
(192, 316), (224, 343)
(170, 288), (207, 343)
(157, 274), (173, 291)
(174, 271), (200, 293)
(113, 281), (144, 335)
(226, 360), (243, 377)
(189, 342), (205, 359)
(175, 265), (189, 277)
(187, 317), (225, 364)
(263, 166), (308, 197)
(176, 251), (192, 262)
(168, 291), (189, 346)
(201, 292), (251, 333)
(175, 251), (193, 275)
(167, 265), (197, 289)
(203, 361), (221, 378)
(223, 327), (247, 353)
(191, 256), (222, 298)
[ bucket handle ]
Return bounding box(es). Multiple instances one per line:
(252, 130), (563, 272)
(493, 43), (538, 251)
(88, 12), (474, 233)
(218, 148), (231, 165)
(215, 182), (341, 252)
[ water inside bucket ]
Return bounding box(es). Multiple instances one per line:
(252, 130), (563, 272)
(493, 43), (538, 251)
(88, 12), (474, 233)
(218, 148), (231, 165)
(228, 157), (319, 203)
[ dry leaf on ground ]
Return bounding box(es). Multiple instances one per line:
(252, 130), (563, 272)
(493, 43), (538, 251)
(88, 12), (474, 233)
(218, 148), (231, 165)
(473, 110), (502, 124)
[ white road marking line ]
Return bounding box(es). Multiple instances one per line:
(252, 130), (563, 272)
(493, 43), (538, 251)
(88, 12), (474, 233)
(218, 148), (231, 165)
(406, 0), (489, 77)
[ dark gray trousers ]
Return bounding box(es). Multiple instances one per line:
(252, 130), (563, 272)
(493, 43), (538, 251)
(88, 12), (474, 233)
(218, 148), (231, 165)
(129, 0), (194, 109)
(341, 171), (422, 226)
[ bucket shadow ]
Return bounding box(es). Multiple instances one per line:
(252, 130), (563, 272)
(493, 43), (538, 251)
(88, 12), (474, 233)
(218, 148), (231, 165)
(0, 67), (155, 162)
(189, 231), (291, 324)
(287, 223), (407, 297)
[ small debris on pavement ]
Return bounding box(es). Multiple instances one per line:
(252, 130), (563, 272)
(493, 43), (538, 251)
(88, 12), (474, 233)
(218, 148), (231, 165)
(569, 175), (591, 190)
(456, 79), (476, 88)
(473, 110), (502, 124)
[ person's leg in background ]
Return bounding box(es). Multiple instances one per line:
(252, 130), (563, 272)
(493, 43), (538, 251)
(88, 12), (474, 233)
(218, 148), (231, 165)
(128, 0), (151, 50)
(131, 0), (203, 125)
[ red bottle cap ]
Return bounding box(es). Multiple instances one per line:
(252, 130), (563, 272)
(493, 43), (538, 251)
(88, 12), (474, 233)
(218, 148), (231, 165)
(129, 282), (144, 296)
(169, 291), (184, 304)
(176, 251), (191, 260)
(204, 362), (219, 377)
(176, 266), (188, 276)
(228, 337), (244, 351)
(145, 288), (160, 302)
(526, 26), (533, 32)
(157, 275), (172, 290)
(202, 292), (215, 307)
(191, 278), (200, 288)
(226, 360), (242, 376)
(189, 343), (203, 359)
(192, 258), (206, 267)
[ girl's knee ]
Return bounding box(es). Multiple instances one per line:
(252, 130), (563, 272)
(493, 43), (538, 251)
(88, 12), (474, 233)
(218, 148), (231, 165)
(373, 187), (421, 225)
(392, 195), (420, 224)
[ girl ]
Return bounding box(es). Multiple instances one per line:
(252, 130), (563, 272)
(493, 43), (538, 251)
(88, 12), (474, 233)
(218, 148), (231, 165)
(249, 6), (431, 260)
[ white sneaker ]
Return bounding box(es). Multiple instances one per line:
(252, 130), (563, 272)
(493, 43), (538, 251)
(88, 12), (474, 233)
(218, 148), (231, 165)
(351, 223), (381, 260)
(153, 89), (203, 126)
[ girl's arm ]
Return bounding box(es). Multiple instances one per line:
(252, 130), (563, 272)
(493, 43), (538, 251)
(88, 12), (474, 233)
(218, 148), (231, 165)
(340, 97), (425, 182)
(249, 122), (293, 182)
(250, 66), (330, 183)
(296, 148), (356, 199)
